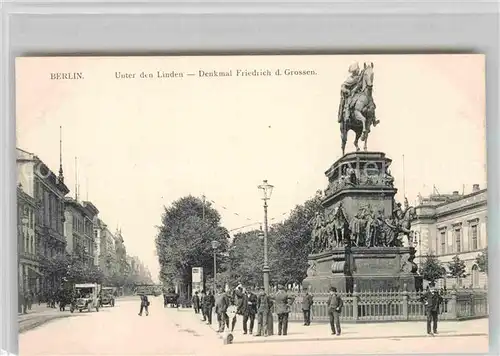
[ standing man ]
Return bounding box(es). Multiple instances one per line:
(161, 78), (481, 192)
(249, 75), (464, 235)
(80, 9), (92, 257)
(138, 293), (149, 316)
(421, 284), (443, 336)
(192, 291), (200, 314)
(255, 287), (271, 337)
(327, 287), (343, 336)
(215, 288), (230, 333)
(242, 288), (257, 335)
(301, 288), (314, 326)
(205, 290), (215, 325)
(200, 290), (208, 321)
(274, 284), (295, 336)
(230, 284), (244, 332)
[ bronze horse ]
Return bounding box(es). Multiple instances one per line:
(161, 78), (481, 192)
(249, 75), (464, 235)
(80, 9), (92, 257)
(340, 62), (378, 156)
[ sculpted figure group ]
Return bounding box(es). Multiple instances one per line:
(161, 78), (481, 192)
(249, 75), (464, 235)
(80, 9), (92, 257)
(325, 166), (395, 197)
(310, 198), (416, 253)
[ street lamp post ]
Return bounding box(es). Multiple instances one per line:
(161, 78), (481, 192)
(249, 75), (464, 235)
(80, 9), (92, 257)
(211, 240), (219, 293)
(258, 180), (274, 294)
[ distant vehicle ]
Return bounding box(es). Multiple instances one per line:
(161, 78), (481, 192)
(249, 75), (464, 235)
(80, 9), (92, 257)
(135, 284), (162, 296)
(71, 283), (101, 313)
(100, 287), (116, 307)
(163, 288), (179, 307)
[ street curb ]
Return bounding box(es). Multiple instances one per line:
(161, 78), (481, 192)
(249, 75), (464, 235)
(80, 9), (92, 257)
(225, 332), (488, 345)
(19, 314), (72, 334)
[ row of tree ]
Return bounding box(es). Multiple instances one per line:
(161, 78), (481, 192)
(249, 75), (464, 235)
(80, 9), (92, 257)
(156, 194), (488, 292)
(41, 238), (153, 292)
(155, 193), (323, 290)
(421, 249), (488, 287)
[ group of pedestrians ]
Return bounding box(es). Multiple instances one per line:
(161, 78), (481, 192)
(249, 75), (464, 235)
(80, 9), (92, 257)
(193, 283), (325, 337)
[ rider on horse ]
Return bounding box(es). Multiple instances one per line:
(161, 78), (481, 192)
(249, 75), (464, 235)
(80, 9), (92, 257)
(338, 62), (362, 123)
(338, 62), (380, 127)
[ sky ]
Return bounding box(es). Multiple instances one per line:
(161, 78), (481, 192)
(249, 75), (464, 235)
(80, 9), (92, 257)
(15, 54), (486, 282)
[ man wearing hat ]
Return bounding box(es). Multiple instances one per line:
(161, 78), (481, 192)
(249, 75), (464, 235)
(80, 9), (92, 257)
(301, 287), (314, 326)
(420, 284), (443, 336)
(274, 284), (295, 336)
(215, 287), (230, 332)
(242, 287), (258, 335)
(230, 284), (245, 332)
(327, 287), (343, 335)
(255, 286), (271, 337)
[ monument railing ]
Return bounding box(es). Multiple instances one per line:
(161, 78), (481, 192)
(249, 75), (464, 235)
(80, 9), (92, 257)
(276, 289), (488, 322)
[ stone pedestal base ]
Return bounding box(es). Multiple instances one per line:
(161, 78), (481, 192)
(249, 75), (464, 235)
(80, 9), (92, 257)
(303, 246), (418, 292)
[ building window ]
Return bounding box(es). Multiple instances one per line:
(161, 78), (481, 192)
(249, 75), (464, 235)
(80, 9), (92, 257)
(454, 228), (462, 253)
(471, 225), (478, 250)
(440, 231), (446, 255)
(471, 264), (479, 288)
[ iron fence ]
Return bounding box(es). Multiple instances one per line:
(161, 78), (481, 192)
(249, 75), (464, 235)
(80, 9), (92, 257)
(274, 289), (488, 323)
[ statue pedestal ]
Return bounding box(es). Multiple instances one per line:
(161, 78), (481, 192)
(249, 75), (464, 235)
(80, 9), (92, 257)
(323, 151), (397, 220)
(304, 151), (418, 292)
(303, 246), (418, 292)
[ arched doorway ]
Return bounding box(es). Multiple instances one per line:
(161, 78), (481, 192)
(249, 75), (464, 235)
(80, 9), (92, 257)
(471, 264), (479, 288)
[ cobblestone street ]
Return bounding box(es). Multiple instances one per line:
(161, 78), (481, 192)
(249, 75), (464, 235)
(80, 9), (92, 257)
(19, 297), (489, 356)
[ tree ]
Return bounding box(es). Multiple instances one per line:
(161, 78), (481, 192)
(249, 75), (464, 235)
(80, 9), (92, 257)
(448, 255), (468, 287)
(156, 195), (230, 291)
(225, 229), (265, 287)
(269, 193), (323, 285)
(476, 249), (488, 275)
(420, 254), (446, 285)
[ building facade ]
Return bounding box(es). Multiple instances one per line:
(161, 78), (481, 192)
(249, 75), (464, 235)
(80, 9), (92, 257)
(93, 219), (117, 278)
(17, 148), (70, 295)
(64, 198), (99, 267)
(412, 184), (487, 289)
(17, 184), (39, 295)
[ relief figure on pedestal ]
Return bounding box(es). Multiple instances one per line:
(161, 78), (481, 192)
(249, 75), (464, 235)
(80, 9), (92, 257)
(391, 197), (416, 246)
(338, 62), (380, 156)
(383, 168), (395, 187)
(349, 206), (368, 247)
(309, 212), (324, 253)
(329, 202), (350, 247)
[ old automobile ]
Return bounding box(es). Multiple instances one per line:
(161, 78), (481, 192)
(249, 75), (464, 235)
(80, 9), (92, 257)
(100, 287), (116, 307)
(70, 283), (101, 313)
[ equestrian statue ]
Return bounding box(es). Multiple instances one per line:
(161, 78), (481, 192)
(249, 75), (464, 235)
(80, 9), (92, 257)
(338, 62), (380, 156)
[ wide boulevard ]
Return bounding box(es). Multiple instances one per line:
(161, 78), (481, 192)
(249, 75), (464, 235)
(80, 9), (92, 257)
(19, 296), (489, 356)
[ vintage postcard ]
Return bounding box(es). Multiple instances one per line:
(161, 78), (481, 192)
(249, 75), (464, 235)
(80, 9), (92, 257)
(16, 54), (487, 355)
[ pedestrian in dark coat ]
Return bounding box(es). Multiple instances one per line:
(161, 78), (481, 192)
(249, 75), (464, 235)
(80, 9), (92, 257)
(138, 294), (149, 316)
(242, 288), (258, 335)
(205, 290), (215, 325)
(301, 289), (314, 326)
(215, 289), (230, 332)
(255, 287), (272, 337)
(327, 287), (343, 335)
(274, 284), (295, 336)
(192, 291), (200, 314)
(230, 284), (244, 332)
(200, 290), (207, 321)
(420, 285), (443, 335)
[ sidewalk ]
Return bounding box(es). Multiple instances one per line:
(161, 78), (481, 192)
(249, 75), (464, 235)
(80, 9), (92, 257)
(18, 304), (73, 333)
(176, 308), (488, 345)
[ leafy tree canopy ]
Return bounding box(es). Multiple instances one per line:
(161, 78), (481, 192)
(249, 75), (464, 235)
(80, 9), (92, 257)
(156, 195), (230, 287)
(448, 255), (468, 279)
(270, 194), (323, 285)
(421, 254), (446, 284)
(476, 249), (488, 275)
